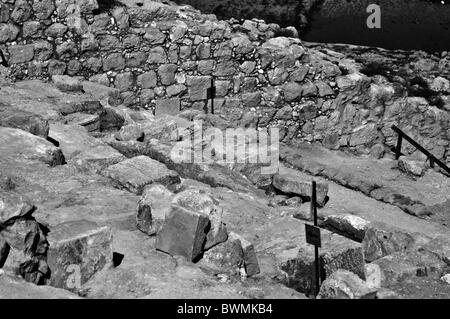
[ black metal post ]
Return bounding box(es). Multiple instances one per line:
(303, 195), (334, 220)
(395, 134), (403, 160)
(210, 78), (215, 114)
(311, 181), (320, 296)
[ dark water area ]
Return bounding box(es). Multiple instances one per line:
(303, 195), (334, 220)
(302, 0), (450, 52)
(173, 0), (450, 52)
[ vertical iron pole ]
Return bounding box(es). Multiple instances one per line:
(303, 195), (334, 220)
(311, 181), (320, 297)
(210, 78), (215, 115)
(395, 134), (403, 160)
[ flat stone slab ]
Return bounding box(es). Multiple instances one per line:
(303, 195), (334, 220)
(280, 143), (450, 219)
(102, 155), (180, 195)
(0, 274), (81, 299)
(272, 173), (329, 206)
(52, 75), (83, 93)
(372, 250), (445, 286)
(0, 106), (49, 138)
(257, 217), (365, 296)
(48, 124), (125, 171)
(47, 220), (113, 292)
(0, 127), (65, 166)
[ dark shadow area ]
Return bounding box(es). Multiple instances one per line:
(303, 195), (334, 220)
(112, 252), (125, 267)
(93, 0), (125, 15)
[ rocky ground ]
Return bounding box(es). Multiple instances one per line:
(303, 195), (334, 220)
(0, 73), (449, 299)
(0, 0), (449, 300)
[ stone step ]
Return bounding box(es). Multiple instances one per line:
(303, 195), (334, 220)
(280, 143), (450, 218)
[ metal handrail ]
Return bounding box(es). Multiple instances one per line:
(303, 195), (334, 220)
(392, 125), (450, 175)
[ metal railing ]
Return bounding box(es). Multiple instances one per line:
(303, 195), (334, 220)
(392, 125), (450, 175)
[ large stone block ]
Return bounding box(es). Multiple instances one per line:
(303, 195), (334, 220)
(147, 47), (167, 64)
(0, 23), (19, 43)
(82, 81), (121, 106)
(52, 75), (83, 92)
(318, 270), (377, 299)
(48, 124), (125, 171)
(362, 222), (427, 262)
(136, 184), (173, 236)
(0, 127), (64, 166)
(323, 215), (370, 242)
(258, 218), (365, 296)
(102, 155), (180, 195)
(137, 71), (157, 89)
(102, 53), (125, 72)
(172, 189), (227, 250)
(0, 107), (49, 139)
(156, 205), (210, 261)
(186, 75), (211, 101)
(154, 98), (180, 117)
(8, 44), (34, 64)
(158, 64), (177, 86)
(46, 220), (113, 292)
(272, 174), (328, 206)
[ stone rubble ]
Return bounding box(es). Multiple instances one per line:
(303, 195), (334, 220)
(0, 0), (448, 300)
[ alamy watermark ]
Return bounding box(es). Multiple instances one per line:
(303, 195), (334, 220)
(366, 4), (381, 29)
(66, 264), (81, 289)
(169, 121), (280, 175)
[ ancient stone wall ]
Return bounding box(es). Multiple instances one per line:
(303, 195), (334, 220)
(0, 0), (448, 163)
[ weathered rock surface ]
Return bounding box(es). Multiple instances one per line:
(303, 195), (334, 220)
(362, 222), (428, 263)
(398, 156), (427, 177)
(323, 214), (370, 242)
(46, 220), (113, 292)
(0, 274), (81, 299)
(156, 205), (210, 261)
(318, 269), (377, 299)
(171, 188), (228, 249)
(49, 124), (125, 171)
(0, 127), (65, 166)
(257, 217), (365, 296)
(272, 173), (328, 206)
(0, 191), (49, 285)
(136, 183), (174, 236)
(102, 155), (181, 195)
(372, 251), (445, 286)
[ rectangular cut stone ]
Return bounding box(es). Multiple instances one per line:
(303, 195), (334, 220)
(101, 155), (180, 195)
(48, 124), (125, 171)
(8, 45), (34, 64)
(186, 75), (211, 101)
(155, 98), (180, 117)
(272, 174), (328, 206)
(82, 81), (122, 106)
(156, 205), (210, 261)
(0, 127), (64, 166)
(46, 220), (113, 292)
(257, 217), (364, 296)
(229, 232), (260, 276)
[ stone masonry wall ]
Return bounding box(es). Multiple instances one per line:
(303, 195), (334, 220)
(0, 0), (449, 163)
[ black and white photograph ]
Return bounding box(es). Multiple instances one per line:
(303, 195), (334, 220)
(0, 0), (449, 307)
